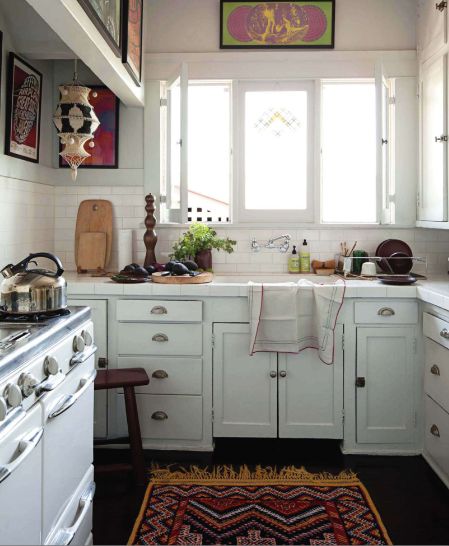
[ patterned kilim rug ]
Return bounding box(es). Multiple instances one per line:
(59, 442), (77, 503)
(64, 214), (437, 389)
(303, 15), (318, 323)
(128, 466), (392, 545)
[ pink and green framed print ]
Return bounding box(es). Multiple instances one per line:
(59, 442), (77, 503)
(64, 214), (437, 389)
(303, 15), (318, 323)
(220, 0), (335, 49)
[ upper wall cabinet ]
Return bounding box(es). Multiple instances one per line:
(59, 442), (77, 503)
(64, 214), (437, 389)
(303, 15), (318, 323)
(417, 0), (448, 62)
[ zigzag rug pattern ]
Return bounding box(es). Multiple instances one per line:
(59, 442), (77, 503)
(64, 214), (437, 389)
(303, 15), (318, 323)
(129, 467), (392, 545)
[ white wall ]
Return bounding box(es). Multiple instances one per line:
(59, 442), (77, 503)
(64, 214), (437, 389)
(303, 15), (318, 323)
(146, 0), (417, 53)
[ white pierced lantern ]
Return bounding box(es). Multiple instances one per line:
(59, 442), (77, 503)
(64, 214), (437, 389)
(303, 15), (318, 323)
(53, 85), (100, 181)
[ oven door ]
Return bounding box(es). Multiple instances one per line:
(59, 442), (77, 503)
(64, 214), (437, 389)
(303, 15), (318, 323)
(41, 356), (95, 542)
(0, 405), (43, 546)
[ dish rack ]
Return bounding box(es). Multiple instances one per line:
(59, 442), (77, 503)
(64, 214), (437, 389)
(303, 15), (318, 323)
(335, 254), (428, 278)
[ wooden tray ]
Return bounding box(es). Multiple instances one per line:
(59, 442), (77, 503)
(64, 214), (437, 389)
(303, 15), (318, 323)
(152, 272), (213, 284)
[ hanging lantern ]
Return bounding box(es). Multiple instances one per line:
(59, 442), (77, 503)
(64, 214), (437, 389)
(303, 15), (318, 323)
(53, 63), (100, 181)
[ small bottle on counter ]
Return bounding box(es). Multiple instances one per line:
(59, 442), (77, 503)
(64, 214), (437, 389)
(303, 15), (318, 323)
(288, 245), (300, 273)
(300, 239), (311, 273)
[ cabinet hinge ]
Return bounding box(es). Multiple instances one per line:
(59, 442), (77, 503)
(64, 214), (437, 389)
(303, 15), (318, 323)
(388, 96), (396, 106)
(413, 338), (418, 354)
(342, 408), (345, 423)
(341, 335), (345, 351)
(212, 334), (215, 349)
(160, 98), (167, 107)
(211, 409), (214, 423)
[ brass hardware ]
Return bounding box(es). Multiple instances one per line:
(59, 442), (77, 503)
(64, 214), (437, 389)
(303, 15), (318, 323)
(151, 411), (168, 421)
(435, 135), (448, 142)
(152, 333), (169, 342)
(151, 306), (168, 315)
(152, 370), (168, 379)
(436, 1), (447, 11)
(430, 424), (440, 437)
(378, 307), (395, 317)
(279, 371), (287, 378)
(430, 364), (441, 376)
(440, 328), (449, 340)
(356, 377), (366, 388)
(98, 357), (108, 369)
(269, 370), (277, 378)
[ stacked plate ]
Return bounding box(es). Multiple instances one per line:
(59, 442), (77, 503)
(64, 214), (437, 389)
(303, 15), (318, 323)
(375, 239), (416, 285)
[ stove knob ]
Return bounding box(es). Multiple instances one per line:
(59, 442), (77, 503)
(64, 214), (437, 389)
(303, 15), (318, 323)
(73, 335), (85, 353)
(0, 397), (7, 421)
(4, 384), (22, 408)
(18, 373), (39, 398)
(81, 330), (93, 347)
(44, 356), (59, 376)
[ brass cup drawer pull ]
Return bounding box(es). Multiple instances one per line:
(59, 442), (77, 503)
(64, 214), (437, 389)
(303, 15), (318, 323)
(430, 424), (441, 437)
(440, 328), (449, 340)
(152, 370), (168, 379)
(151, 411), (168, 421)
(430, 364), (441, 376)
(151, 306), (168, 315)
(378, 307), (395, 317)
(152, 333), (169, 343)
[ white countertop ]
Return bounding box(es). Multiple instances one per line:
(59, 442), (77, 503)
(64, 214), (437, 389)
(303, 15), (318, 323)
(64, 272), (449, 310)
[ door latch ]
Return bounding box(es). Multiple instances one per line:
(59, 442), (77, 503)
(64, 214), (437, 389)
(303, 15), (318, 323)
(356, 377), (366, 388)
(98, 357), (108, 369)
(436, 1), (447, 12)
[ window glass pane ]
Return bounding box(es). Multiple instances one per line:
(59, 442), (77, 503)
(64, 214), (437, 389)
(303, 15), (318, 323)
(188, 83), (231, 223)
(168, 77), (181, 210)
(321, 82), (376, 223)
(245, 90), (308, 210)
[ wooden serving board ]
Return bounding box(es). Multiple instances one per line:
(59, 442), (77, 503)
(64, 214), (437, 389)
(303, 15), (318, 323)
(75, 200), (113, 272)
(152, 272), (213, 284)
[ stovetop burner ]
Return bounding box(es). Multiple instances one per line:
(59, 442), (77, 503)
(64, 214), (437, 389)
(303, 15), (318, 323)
(0, 308), (71, 323)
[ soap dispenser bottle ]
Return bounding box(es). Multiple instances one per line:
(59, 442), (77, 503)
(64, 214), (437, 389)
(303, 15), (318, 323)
(300, 239), (310, 273)
(288, 245), (300, 273)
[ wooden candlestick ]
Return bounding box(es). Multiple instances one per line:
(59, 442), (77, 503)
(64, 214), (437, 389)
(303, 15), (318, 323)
(143, 193), (158, 266)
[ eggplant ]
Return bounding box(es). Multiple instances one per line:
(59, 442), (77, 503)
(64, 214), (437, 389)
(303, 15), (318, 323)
(182, 260), (198, 271)
(172, 262), (191, 276)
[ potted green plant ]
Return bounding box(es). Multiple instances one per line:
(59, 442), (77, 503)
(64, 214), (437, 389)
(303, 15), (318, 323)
(170, 223), (236, 271)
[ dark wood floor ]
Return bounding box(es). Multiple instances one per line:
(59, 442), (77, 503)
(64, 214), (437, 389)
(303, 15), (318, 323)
(93, 439), (449, 545)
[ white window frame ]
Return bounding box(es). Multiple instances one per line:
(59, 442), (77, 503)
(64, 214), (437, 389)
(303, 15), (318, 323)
(235, 80), (315, 224)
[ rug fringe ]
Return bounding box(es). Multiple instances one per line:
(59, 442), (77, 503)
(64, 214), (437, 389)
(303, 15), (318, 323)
(149, 464), (358, 483)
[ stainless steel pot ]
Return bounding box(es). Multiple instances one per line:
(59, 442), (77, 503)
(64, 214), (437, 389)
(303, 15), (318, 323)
(0, 253), (67, 314)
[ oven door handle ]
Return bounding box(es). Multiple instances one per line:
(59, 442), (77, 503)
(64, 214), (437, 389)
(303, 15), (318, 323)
(70, 345), (97, 369)
(0, 427), (43, 484)
(49, 482), (96, 546)
(48, 371), (97, 420)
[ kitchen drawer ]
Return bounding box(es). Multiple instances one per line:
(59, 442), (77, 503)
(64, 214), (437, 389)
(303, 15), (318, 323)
(424, 395), (449, 478)
(117, 357), (202, 395)
(116, 299), (202, 322)
(117, 323), (202, 356)
(354, 301), (418, 324)
(423, 312), (449, 350)
(424, 338), (449, 413)
(117, 394), (203, 440)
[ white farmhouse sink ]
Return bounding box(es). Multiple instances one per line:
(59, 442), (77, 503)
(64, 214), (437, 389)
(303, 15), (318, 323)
(213, 273), (337, 284)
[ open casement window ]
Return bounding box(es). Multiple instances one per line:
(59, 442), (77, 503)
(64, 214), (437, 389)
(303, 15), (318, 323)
(377, 65), (394, 225)
(161, 63), (189, 224)
(236, 81), (315, 223)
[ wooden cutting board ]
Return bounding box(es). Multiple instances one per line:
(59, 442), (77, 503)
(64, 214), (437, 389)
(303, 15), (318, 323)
(152, 272), (213, 284)
(75, 200), (113, 272)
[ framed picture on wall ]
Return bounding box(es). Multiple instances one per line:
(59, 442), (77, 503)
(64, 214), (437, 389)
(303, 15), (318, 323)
(78, 0), (123, 56)
(59, 86), (120, 169)
(220, 0), (335, 49)
(5, 53), (42, 164)
(122, 0), (143, 85)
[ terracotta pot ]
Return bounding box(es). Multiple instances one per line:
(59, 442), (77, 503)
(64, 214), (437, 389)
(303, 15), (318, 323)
(195, 249), (212, 270)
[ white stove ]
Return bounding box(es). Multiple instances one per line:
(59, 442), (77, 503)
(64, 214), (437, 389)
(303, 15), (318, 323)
(0, 307), (96, 546)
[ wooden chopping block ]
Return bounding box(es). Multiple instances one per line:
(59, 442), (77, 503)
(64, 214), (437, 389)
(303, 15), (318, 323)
(77, 232), (107, 272)
(75, 200), (113, 271)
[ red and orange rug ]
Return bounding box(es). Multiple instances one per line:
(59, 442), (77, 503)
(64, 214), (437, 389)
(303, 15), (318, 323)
(129, 466), (392, 545)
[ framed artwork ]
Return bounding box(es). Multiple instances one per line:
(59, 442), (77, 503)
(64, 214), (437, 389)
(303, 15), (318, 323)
(220, 0), (335, 49)
(59, 86), (120, 169)
(5, 53), (42, 164)
(122, 0), (143, 85)
(78, 0), (123, 56)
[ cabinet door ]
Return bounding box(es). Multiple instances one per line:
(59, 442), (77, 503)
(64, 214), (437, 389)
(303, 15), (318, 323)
(278, 324), (343, 439)
(417, 0), (447, 58)
(419, 55), (448, 222)
(356, 327), (416, 444)
(213, 323), (277, 438)
(68, 298), (108, 438)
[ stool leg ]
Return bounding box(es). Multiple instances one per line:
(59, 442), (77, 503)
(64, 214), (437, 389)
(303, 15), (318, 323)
(123, 386), (146, 486)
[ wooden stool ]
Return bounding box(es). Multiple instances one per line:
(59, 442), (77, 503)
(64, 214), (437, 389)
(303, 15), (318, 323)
(94, 368), (149, 486)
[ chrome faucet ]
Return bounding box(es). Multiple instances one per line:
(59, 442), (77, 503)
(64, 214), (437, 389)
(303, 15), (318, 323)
(250, 234), (291, 253)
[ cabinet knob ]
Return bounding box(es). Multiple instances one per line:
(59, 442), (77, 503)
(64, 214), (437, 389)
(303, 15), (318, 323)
(152, 370), (168, 379)
(151, 411), (168, 421)
(356, 377), (366, 388)
(440, 328), (449, 340)
(269, 370), (277, 378)
(430, 424), (440, 437)
(151, 306), (168, 315)
(279, 371), (287, 378)
(377, 307), (395, 317)
(430, 364), (441, 376)
(152, 333), (169, 343)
